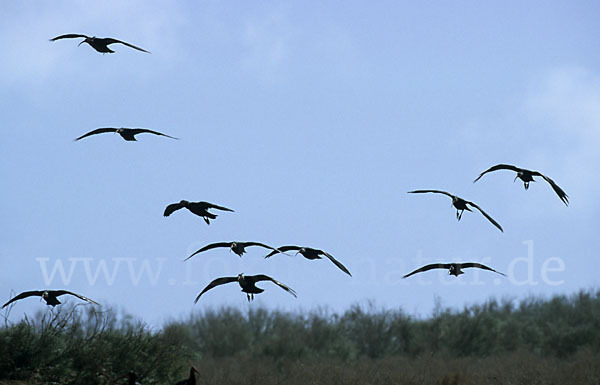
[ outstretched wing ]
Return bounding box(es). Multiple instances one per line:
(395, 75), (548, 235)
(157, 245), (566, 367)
(128, 128), (178, 140)
(408, 190), (455, 199)
(465, 201), (503, 232)
(74, 127), (118, 141)
(461, 263), (506, 276)
(204, 202), (235, 212)
(50, 34), (89, 41)
(473, 164), (522, 183)
(104, 38), (150, 53)
(264, 245), (301, 258)
(1, 291), (44, 308)
(163, 202), (185, 217)
(249, 275), (297, 297)
(321, 251), (352, 276)
(532, 172), (569, 206)
(184, 242), (233, 261)
(194, 276), (238, 303)
(53, 290), (99, 305)
(243, 242), (279, 251)
(403, 263), (451, 278)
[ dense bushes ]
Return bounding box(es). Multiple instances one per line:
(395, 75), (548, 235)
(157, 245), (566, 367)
(1, 289), (599, 384)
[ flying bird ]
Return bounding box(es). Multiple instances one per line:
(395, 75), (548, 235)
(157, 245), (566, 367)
(50, 34), (150, 53)
(195, 273), (297, 302)
(75, 127), (178, 142)
(408, 190), (503, 232)
(185, 241), (281, 261)
(265, 246), (352, 276)
(2, 290), (99, 308)
(185, 242), (279, 261)
(403, 262), (506, 278)
(174, 367), (200, 385)
(164, 200), (234, 224)
(473, 164), (569, 205)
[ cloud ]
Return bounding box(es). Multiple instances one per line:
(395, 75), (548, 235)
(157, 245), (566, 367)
(524, 67), (600, 206)
(241, 7), (291, 81)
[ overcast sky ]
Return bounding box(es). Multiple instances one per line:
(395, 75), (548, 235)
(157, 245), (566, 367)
(1, 1), (599, 328)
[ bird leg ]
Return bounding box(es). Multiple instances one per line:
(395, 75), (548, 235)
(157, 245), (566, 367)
(524, 181), (529, 190)
(456, 209), (464, 221)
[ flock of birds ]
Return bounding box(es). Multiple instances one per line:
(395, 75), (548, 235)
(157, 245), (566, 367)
(2, 33), (570, 384)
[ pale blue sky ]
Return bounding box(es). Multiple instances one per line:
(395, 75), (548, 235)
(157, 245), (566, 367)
(1, 1), (599, 327)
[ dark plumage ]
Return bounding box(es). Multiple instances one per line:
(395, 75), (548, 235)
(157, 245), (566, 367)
(403, 262), (506, 278)
(50, 34), (150, 53)
(473, 164), (569, 205)
(195, 273), (297, 302)
(75, 127), (177, 142)
(408, 190), (503, 232)
(163, 200), (234, 224)
(185, 241), (281, 260)
(174, 367), (200, 385)
(2, 290), (99, 308)
(264, 246), (352, 276)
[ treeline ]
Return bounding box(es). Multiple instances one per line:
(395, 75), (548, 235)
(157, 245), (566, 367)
(1, 289), (599, 384)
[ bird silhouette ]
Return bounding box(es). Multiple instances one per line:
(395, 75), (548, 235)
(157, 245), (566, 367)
(408, 190), (503, 232)
(185, 241), (282, 261)
(403, 262), (506, 278)
(473, 164), (569, 205)
(195, 273), (297, 302)
(174, 367), (200, 385)
(164, 200), (234, 224)
(2, 290), (99, 308)
(265, 246), (352, 276)
(50, 34), (150, 54)
(75, 127), (177, 142)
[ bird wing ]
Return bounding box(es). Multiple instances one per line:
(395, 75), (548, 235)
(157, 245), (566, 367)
(465, 201), (504, 232)
(103, 38), (150, 53)
(249, 275), (297, 298)
(74, 127), (118, 141)
(531, 172), (569, 206)
(243, 242), (279, 251)
(128, 128), (178, 140)
(194, 276), (238, 303)
(184, 242), (233, 261)
(407, 189), (455, 199)
(402, 263), (451, 278)
(321, 251), (352, 276)
(163, 202), (185, 217)
(1, 290), (44, 308)
(461, 263), (506, 276)
(473, 164), (522, 183)
(50, 34), (89, 41)
(204, 202), (235, 212)
(52, 290), (99, 305)
(264, 245), (301, 258)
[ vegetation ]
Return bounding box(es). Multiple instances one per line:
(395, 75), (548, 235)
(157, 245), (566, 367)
(1, 289), (599, 384)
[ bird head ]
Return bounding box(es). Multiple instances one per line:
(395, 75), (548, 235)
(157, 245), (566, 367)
(296, 247), (306, 256)
(191, 366), (200, 375)
(179, 200), (189, 205)
(41, 291), (49, 299)
(237, 273), (244, 281)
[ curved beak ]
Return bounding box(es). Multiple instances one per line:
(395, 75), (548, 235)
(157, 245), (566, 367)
(513, 175), (519, 183)
(78, 40), (85, 47)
